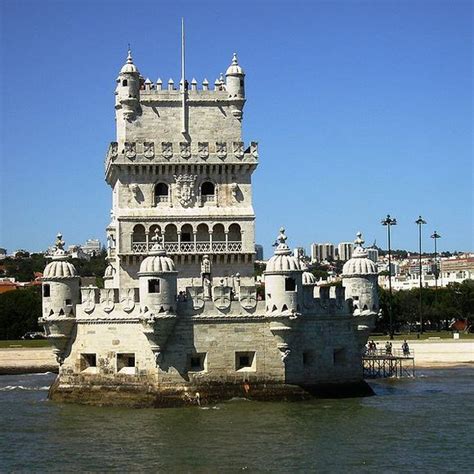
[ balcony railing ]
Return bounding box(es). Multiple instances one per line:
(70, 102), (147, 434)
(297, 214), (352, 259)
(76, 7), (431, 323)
(131, 241), (243, 254)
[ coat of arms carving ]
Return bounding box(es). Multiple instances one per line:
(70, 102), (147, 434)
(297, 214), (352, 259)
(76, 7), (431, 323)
(144, 142), (154, 159)
(174, 174), (197, 207)
(213, 283), (231, 311)
(233, 141), (244, 159)
(188, 286), (205, 310)
(120, 288), (136, 313)
(198, 142), (209, 159)
(100, 288), (115, 313)
(82, 288), (96, 314)
(162, 142), (173, 159)
(216, 142), (227, 159)
(239, 286), (257, 310)
(124, 142), (136, 159)
(180, 142), (191, 159)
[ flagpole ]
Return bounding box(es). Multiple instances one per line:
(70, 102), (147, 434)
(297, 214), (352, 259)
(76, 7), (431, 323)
(181, 18), (187, 134)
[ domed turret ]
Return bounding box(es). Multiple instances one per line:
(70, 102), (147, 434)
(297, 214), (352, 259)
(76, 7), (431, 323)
(138, 230), (177, 314)
(115, 49), (141, 120)
(225, 53), (245, 120)
(264, 228), (304, 314)
(342, 232), (379, 315)
(40, 233), (80, 363)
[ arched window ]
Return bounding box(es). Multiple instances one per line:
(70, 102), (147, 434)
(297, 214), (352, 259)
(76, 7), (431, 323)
(132, 224), (146, 243)
(122, 79), (128, 86)
(228, 223), (241, 242)
(201, 182), (215, 202)
(154, 183), (169, 204)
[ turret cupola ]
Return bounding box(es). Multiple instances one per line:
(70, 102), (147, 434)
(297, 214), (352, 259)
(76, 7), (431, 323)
(40, 233), (80, 364)
(264, 228), (304, 314)
(115, 48), (141, 121)
(342, 232), (377, 277)
(342, 232), (379, 316)
(225, 52), (245, 99)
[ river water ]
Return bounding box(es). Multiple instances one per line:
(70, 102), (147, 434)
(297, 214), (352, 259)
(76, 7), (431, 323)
(1, 367), (473, 472)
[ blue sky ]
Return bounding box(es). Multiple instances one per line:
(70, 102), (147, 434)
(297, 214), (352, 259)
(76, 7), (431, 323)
(1, 0), (472, 256)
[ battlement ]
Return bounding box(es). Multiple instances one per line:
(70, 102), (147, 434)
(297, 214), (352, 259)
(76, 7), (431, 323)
(105, 140), (258, 173)
(138, 77), (239, 97)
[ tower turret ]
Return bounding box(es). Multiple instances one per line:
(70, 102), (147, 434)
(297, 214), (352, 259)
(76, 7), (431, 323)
(225, 52), (245, 98)
(115, 49), (141, 121)
(138, 230), (178, 314)
(40, 233), (80, 363)
(264, 228), (304, 315)
(342, 232), (379, 349)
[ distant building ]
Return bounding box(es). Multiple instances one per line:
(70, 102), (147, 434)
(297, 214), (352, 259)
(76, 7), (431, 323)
(68, 245), (91, 261)
(366, 248), (378, 263)
(441, 255), (474, 274)
(310, 243), (335, 262)
(337, 242), (353, 261)
(255, 244), (264, 261)
(293, 247), (306, 259)
(82, 239), (101, 256)
(0, 248), (6, 260)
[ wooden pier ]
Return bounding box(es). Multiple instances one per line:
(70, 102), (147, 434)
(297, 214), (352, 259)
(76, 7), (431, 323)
(363, 348), (415, 378)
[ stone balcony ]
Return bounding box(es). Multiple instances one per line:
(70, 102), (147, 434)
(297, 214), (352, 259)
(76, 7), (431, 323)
(130, 241), (243, 255)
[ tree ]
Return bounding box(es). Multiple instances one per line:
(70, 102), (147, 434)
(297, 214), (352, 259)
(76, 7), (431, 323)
(0, 286), (42, 339)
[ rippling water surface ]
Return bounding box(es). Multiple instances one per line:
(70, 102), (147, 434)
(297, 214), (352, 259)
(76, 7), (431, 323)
(2, 368), (473, 472)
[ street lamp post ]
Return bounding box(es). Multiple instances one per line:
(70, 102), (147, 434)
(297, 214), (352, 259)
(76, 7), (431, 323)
(415, 216), (427, 335)
(431, 230), (441, 328)
(381, 214), (397, 339)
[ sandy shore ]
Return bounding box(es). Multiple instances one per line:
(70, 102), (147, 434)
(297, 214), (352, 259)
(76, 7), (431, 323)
(0, 348), (58, 375)
(0, 340), (472, 375)
(372, 339), (474, 369)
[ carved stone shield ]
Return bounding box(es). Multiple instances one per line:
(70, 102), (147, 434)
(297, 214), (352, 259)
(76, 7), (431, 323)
(162, 142), (173, 159)
(174, 174), (197, 207)
(144, 142), (154, 159)
(198, 142), (209, 159)
(216, 142), (227, 159)
(180, 142), (191, 159)
(100, 288), (115, 313)
(120, 288), (135, 313)
(233, 141), (244, 159)
(213, 285), (231, 311)
(82, 288), (96, 314)
(124, 142), (136, 159)
(188, 286), (204, 310)
(239, 286), (257, 310)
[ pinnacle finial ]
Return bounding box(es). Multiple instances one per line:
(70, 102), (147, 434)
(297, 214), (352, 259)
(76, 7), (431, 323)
(232, 52), (238, 65)
(278, 227), (287, 245)
(55, 232), (65, 252)
(354, 232), (364, 247)
(126, 47), (133, 64)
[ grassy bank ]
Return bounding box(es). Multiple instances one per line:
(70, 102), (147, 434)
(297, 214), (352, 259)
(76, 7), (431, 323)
(0, 339), (51, 349)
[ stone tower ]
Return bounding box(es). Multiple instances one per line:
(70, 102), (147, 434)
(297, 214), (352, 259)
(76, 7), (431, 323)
(105, 50), (258, 291)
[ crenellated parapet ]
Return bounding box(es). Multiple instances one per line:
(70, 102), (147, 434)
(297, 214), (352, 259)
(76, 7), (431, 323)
(105, 140), (258, 172)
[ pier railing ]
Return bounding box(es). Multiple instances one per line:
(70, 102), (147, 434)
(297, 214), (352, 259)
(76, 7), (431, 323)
(364, 348), (414, 359)
(363, 348), (415, 378)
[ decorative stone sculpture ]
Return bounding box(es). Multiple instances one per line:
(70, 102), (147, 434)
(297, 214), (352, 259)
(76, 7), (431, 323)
(174, 174), (197, 207)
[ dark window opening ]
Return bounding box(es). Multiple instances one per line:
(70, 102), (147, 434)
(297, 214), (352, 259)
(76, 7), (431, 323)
(201, 181), (215, 195)
(117, 353), (136, 371)
(181, 232), (192, 242)
(188, 353), (206, 372)
(285, 277), (296, 291)
(82, 353), (97, 370)
(122, 79), (128, 86)
(303, 351), (312, 365)
(282, 304), (288, 311)
(65, 299), (72, 305)
(148, 279), (160, 293)
(333, 349), (346, 366)
(235, 351), (255, 371)
(155, 183), (168, 198)
(240, 79), (244, 87)
(43, 284), (50, 297)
